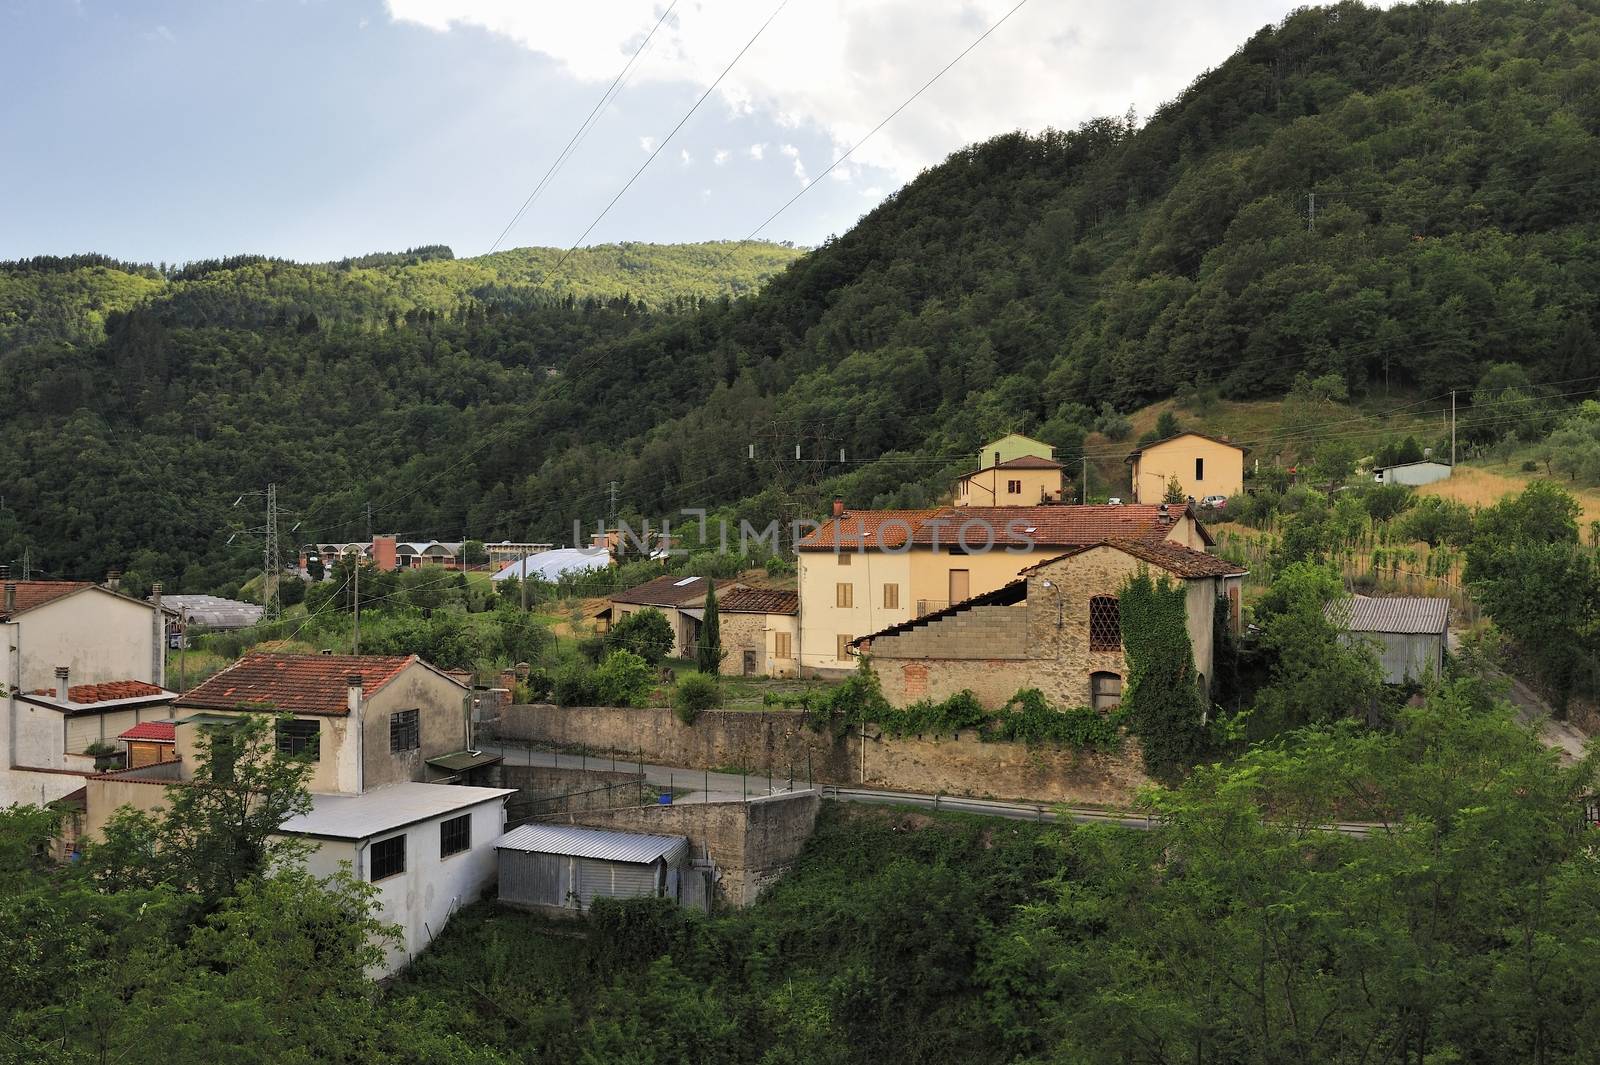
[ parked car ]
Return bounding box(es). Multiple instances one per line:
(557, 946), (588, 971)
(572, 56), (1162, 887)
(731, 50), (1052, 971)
(1200, 494), (1229, 510)
(1106, 497), (1123, 505)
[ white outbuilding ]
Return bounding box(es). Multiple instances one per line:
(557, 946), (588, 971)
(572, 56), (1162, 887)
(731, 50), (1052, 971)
(1373, 460), (1453, 486)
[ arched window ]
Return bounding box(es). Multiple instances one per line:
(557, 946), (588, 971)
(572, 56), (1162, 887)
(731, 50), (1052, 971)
(1091, 672), (1122, 714)
(1088, 596), (1120, 650)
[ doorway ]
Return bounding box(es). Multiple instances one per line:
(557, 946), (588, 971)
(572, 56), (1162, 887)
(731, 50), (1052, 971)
(742, 650), (758, 676)
(948, 569), (970, 604)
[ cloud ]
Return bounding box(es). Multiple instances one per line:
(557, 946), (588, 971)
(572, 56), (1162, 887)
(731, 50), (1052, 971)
(143, 25), (175, 43)
(748, 143), (765, 161)
(384, 0), (1307, 183)
(638, 135), (656, 153)
(713, 149), (730, 166)
(781, 145), (809, 186)
(680, 147), (693, 166)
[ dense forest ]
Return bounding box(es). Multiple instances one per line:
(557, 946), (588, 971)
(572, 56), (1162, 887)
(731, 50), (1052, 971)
(8, 0), (1600, 592)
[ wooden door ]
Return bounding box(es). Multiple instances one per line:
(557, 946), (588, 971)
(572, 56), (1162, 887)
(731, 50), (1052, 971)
(948, 569), (970, 604)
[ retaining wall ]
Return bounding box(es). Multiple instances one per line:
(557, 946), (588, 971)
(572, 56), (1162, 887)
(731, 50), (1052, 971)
(490, 704), (1148, 806)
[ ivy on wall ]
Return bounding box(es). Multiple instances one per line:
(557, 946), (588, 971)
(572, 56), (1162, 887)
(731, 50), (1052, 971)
(1119, 569), (1207, 778)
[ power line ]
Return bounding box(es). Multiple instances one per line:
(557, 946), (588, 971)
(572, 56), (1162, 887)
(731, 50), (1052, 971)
(485, 1), (681, 255)
(747, 0), (1031, 239)
(548, 0), (791, 276)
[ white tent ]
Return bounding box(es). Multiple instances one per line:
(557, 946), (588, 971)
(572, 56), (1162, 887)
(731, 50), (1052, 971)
(491, 547), (610, 583)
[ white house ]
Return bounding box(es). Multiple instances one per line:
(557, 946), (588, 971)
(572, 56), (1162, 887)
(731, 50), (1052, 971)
(1373, 460), (1453, 487)
(2, 578), (175, 805)
(280, 782), (515, 977)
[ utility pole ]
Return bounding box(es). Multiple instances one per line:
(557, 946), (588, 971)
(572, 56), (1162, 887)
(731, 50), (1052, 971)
(1450, 389), (1457, 466)
(20, 548), (29, 581)
(607, 480), (618, 521)
(352, 554), (361, 654)
(263, 483), (279, 620)
(1082, 456), (1088, 505)
(365, 501), (372, 543)
(1307, 191), (1315, 233)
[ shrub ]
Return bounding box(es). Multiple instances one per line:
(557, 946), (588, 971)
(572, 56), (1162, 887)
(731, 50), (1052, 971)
(524, 667), (553, 702)
(553, 660), (597, 706)
(610, 608), (674, 664)
(577, 635), (608, 664)
(593, 650), (654, 708)
(673, 673), (722, 724)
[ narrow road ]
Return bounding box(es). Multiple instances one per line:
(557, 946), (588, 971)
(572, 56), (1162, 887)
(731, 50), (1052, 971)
(1503, 674), (1589, 764)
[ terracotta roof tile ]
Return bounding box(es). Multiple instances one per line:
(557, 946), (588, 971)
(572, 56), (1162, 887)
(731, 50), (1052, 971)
(178, 653), (416, 716)
(29, 680), (170, 705)
(984, 455), (1065, 471)
(1023, 538), (1248, 579)
(612, 575), (735, 608)
(793, 509), (942, 551)
(119, 720), (177, 743)
(717, 588), (799, 615)
(1, 580), (94, 617)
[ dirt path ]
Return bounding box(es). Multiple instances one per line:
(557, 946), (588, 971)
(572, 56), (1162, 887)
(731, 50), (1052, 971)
(1503, 674), (1591, 764)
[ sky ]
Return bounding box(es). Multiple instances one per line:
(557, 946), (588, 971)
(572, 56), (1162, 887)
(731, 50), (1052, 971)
(1, 0), (1313, 264)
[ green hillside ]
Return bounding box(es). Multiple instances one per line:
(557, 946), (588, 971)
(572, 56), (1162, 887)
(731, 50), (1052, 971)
(6, 0), (1600, 591)
(0, 240), (804, 348)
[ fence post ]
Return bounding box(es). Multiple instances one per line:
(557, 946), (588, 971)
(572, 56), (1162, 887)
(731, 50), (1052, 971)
(704, 768), (709, 804)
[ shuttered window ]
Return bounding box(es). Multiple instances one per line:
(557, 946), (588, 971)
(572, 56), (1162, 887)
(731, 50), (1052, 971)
(774, 632), (792, 658)
(836, 583), (853, 608)
(837, 635), (854, 661)
(883, 583), (899, 609)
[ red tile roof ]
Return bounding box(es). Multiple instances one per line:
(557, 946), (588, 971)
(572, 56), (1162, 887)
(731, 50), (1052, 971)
(717, 588), (799, 615)
(799, 504), (1210, 551)
(1024, 538), (1248, 579)
(794, 509), (941, 550)
(119, 720), (177, 743)
(1124, 430), (1249, 461)
(1, 580), (94, 617)
(612, 575), (736, 608)
(970, 455), (1065, 473)
(178, 653), (417, 716)
(28, 680), (169, 705)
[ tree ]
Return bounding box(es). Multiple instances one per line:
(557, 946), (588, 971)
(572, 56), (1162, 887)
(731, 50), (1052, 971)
(1252, 562), (1385, 731)
(463, 540), (488, 565)
(1162, 476), (1187, 504)
(1118, 569), (1207, 778)
(1153, 409), (1181, 440)
(610, 607), (674, 664)
(92, 713), (313, 907)
(305, 554), (324, 582)
(593, 649), (655, 707)
(696, 582), (724, 677)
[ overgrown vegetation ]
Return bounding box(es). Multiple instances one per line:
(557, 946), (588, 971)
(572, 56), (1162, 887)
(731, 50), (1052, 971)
(1118, 570), (1207, 777)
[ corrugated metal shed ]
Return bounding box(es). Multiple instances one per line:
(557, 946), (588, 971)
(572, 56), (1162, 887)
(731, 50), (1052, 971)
(492, 548), (610, 583)
(162, 594), (265, 630)
(496, 823), (689, 864)
(1326, 596), (1450, 635)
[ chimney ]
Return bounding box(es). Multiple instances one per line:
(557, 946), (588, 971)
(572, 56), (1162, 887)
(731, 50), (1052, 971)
(54, 666), (70, 703)
(3, 583), (14, 615)
(105, 568), (121, 591)
(150, 582), (163, 687)
(832, 498), (845, 518)
(347, 673), (364, 715)
(1157, 502), (1170, 521)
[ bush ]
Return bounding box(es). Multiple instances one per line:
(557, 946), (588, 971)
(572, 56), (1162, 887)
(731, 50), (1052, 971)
(524, 667), (553, 702)
(593, 650), (654, 707)
(610, 608), (674, 664)
(577, 635), (608, 664)
(553, 660), (597, 706)
(673, 673), (722, 723)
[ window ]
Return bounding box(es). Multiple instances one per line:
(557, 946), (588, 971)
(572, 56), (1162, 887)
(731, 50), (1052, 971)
(390, 709), (420, 753)
(835, 582), (853, 608)
(838, 552), (851, 566)
(837, 634), (854, 661)
(774, 631), (792, 659)
(440, 814), (471, 858)
(1091, 672), (1123, 714)
(1088, 596), (1121, 651)
(1007, 479), (1022, 494)
(275, 719), (320, 759)
(883, 583), (900, 609)
(370, 835), (405, 881)
(1195, 456), (1204, 481)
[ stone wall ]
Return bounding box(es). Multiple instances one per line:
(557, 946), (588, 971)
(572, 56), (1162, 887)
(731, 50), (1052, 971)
(497, 764), (648, 816)
(490, 704), (1149, 806)
(719, 612), (767, 670)
(553, 790), (821, 907)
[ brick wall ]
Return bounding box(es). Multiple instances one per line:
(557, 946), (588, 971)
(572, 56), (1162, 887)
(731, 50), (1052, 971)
(868, 605), (1028, 660)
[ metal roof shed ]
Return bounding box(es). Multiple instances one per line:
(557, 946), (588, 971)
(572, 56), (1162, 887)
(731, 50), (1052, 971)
(495, 824), (690, 912)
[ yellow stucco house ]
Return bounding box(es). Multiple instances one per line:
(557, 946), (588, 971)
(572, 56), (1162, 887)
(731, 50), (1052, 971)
(1125, 432), (1246, 504)
(795, 502), (1213, 676)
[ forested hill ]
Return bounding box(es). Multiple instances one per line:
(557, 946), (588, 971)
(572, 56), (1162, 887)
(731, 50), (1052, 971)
(8, 0), (1600, 591)
(0, 240), (804, 347)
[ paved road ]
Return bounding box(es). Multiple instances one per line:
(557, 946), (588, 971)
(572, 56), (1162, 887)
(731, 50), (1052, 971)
(492, 742), (1374, 835)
